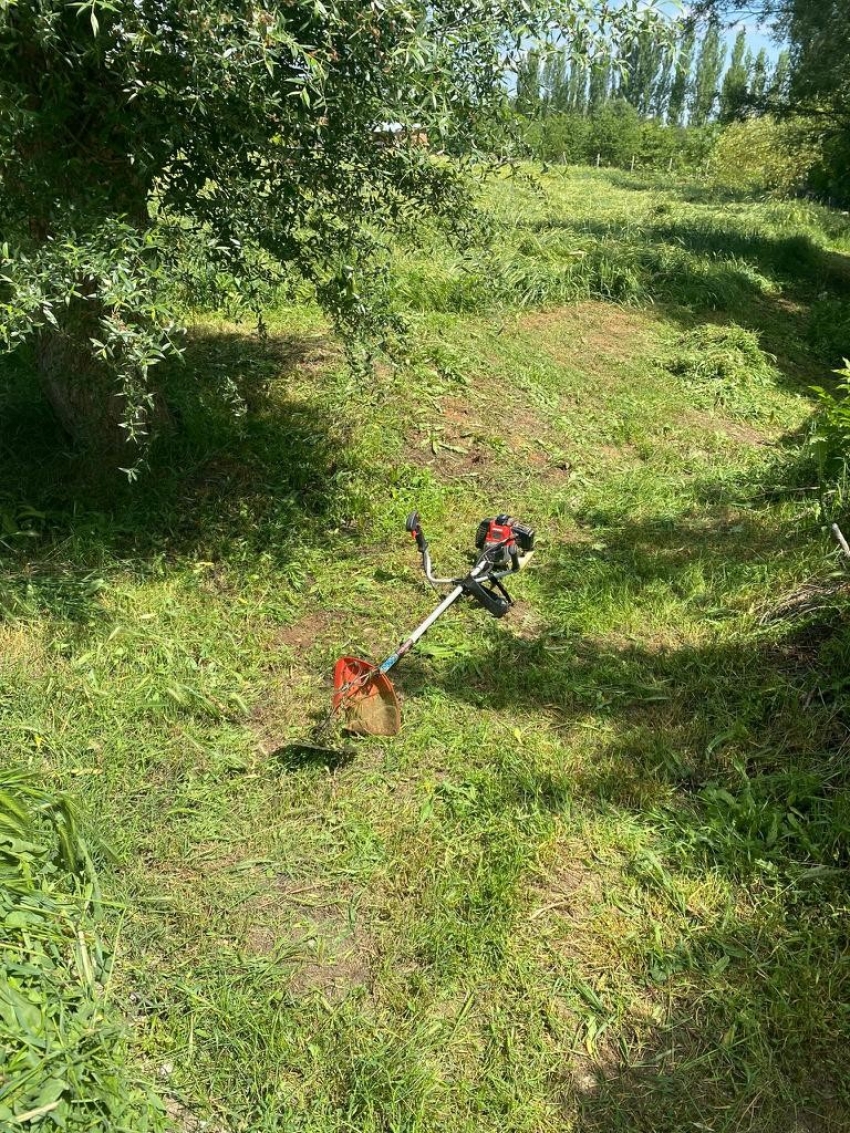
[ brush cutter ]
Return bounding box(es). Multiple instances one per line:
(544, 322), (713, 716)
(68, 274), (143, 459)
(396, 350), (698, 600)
(325, 511), (535, 739)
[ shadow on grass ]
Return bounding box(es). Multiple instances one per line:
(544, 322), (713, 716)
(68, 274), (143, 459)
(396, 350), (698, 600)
(0, 328), (353, 621)
(518, 205), (850, 394)
(400, 478), (850, 1129)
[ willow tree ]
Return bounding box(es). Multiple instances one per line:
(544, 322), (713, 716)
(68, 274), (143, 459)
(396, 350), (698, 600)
(0, 0), (662, 464)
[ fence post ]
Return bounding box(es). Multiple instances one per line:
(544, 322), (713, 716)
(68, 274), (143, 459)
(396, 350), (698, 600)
(630, 155), (635, 173)
(596, 152), (601, 168)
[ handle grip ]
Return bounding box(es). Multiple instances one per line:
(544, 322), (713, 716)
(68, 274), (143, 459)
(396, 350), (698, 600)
(461, 575), (510, 618)
(405, 510), (427, 553)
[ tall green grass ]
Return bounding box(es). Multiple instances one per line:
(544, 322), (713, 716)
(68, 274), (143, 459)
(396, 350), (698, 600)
(0, 771), (164, 1130)
(389, 167), (850, 319)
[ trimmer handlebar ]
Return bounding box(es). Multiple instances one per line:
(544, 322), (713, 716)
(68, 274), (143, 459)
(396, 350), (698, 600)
(405, 509), (534, 618)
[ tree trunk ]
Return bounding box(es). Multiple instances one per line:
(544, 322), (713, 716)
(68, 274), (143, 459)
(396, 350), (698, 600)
(37, 303), (125, 451)
(36, 294), (170, 462)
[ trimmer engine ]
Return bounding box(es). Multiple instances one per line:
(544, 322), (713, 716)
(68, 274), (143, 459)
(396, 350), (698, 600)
(474, 515), (536, 569)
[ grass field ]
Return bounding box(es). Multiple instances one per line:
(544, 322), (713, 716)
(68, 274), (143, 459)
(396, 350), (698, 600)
(3, 167), (850, 1131)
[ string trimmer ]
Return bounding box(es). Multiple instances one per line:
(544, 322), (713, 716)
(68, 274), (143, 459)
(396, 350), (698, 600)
(296, 512), (534, 754)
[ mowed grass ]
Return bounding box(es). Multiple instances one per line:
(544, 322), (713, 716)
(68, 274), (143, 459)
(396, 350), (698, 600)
(2, 167), (850, 1131)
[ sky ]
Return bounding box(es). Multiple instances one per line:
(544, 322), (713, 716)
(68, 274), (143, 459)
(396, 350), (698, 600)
(675, 3), (785, 62)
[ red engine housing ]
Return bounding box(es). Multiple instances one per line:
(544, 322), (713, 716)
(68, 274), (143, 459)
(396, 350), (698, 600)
(480, 519), (516, 551)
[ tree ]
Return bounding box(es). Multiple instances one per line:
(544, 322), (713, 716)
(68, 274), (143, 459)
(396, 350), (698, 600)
(669, 25), (696, 126)
(689, 18), (726, 126)
(588, 52), (612, 114)
(623, 25), (664, 118)
(748, 47), (770, 108)
(694, 1), (850, 199)
(542, 49), (570, 112)
(567, 56), (588, 114)
(769, 49), (792, 105)
(0, 1), (666, 465)
(651, 43), (676, 121)
(719, 29), (750, 122)
(516, 49), (542, 116)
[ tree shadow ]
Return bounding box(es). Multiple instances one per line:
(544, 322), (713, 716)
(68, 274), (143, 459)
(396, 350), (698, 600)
(0, 328), (353, 622)
(516, 201), (850, 395)
(393, 467), (850, 1128)
(574, 956), (850, 1131)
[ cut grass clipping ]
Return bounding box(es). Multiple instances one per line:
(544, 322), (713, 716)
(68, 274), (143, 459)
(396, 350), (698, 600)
(665, 323), (781, 419)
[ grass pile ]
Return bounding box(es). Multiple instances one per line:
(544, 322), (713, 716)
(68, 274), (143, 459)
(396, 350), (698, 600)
(663, 323), (781, 419)
(2, 166), (850, 1131)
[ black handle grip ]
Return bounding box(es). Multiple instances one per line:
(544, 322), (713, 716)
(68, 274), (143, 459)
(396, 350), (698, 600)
(462, 575), (510, 618)
(405, 510), (427, 553)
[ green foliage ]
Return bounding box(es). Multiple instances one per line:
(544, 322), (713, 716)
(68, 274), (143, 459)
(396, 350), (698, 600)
(515, 48), (542, 116)
(711, 116), (821, 196)
(688, 19), (726, 127)
(0, 770), (164, 1130)
(0, 0), (666, 460)
(809, 364), (850, 487)
(701, 0), (850, 202)
(719, 28), (749, 123)
(749, 47), (770, 108)
(523, 105), (715, 174)
(668, 24), (695, 126)
(389, 164), (850, 322)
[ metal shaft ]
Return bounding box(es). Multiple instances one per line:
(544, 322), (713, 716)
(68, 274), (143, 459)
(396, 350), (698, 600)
(377, 558), (490, 675)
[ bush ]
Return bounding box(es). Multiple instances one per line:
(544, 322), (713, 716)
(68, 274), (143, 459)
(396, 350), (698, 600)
(585, 99), (643, 167)
(809, 364), (850, 486)
(520, 104), (716, 176)
(710, 116), (821, 197)
(524, 112), (592, 165)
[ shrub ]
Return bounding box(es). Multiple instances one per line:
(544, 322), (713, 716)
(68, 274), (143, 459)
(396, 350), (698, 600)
(710, 116), (821, 197)
(809, 364), (850, 485)
(524, 112), (592, 166)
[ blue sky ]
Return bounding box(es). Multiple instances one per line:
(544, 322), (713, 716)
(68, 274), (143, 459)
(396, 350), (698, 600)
(675, 3), (785, 61)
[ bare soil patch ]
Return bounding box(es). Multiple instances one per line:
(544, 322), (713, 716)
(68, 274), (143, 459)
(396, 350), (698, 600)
(275, 610), (338, 652)
(242, 878), (374, 1001)
(529, 858), (604, 927)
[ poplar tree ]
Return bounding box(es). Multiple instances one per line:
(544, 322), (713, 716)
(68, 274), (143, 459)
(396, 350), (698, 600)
(689, 19), (727, 126)
(669, 25), (696, 125)
(719, 29), (750, 122)
(588, 52), (612, 113)
(749, 47), (770, 108)
(516, 49), (542, 115)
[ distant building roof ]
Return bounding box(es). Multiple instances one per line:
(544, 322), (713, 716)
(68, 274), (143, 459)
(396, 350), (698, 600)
(373, 122), (423, 134)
